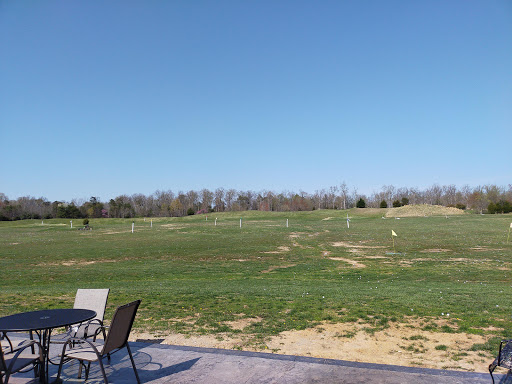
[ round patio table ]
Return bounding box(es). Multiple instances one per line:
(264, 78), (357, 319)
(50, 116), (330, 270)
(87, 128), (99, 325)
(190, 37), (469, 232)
(0, 309), (96, 383)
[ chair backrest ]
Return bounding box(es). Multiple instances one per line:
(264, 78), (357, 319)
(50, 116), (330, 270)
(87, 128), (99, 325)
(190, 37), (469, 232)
(74, 289), (110, 321)
(102, 300), (141, 355)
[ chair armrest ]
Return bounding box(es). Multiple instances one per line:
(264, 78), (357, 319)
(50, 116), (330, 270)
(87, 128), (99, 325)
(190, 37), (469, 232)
(82, 319), (104, 338)
(60, 337), (104, 358)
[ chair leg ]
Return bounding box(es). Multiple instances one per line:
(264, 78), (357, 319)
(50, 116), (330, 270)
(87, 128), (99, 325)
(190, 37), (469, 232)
(84, 362), (92, 381)
(55, 349), (67, 383)
(97, 357), (109, 384)
(126, 344), (141, 384)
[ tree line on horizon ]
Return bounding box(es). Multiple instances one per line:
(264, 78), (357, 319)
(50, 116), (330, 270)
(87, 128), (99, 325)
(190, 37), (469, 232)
(1, 183), (511, 221)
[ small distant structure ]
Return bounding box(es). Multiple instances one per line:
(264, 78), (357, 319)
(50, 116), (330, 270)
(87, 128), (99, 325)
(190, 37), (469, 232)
(78, 224), (92, 231)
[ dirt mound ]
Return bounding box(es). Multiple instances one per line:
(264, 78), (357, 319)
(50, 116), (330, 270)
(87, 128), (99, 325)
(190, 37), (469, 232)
(385, 204), (465, 218)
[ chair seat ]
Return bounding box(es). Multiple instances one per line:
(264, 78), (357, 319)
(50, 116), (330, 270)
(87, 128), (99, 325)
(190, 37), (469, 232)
(3, 353), (40, 374)
(63, 347), (101, 362)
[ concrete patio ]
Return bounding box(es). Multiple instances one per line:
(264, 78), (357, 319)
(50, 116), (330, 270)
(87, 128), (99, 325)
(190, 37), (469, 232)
(10, 340), (509, 383)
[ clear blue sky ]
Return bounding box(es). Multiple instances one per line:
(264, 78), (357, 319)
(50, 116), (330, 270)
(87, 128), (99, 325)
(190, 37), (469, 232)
(1, 1), (511, 202)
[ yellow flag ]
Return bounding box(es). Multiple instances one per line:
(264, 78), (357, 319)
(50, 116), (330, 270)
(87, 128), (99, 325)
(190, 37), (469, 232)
(392, 230), (397, 237)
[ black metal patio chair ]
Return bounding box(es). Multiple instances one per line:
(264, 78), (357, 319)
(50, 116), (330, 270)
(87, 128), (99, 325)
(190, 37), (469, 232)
(50, 288), (110, 346)
(54, 300), (141, 384)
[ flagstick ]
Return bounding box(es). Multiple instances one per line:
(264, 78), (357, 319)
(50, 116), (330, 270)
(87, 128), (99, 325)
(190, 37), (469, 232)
(508, 224), (511, 244)
(392, 235), (396, 253)
(150, 219), (153, 228)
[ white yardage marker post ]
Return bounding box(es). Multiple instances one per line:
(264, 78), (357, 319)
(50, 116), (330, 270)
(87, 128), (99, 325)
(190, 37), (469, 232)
(132, 222), (134, 233)
(240, 218), (242, 228)
(508, 223), (512, 244)
(70, 220), (73, 229)
(286, 219), (289, 228)
(215, 218), (217, 226)
(150, 219), (153, 228)
(346, 213), (350, 228)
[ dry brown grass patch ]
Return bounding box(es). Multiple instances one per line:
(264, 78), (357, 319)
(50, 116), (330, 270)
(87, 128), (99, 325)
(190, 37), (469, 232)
(331, 241), (385, 249)
(263, 246), (291, 254)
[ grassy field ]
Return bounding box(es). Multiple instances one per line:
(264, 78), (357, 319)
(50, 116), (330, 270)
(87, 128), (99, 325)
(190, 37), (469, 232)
(1, 209), (511, 355)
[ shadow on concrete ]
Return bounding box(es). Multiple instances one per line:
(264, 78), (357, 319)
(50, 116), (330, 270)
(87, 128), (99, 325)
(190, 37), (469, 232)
(139, 357), (201, 382)
(54, 347), (200, 383)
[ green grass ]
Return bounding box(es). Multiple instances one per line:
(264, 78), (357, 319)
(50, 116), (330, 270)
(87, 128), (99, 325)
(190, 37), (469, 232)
(1, 209), (511, 347)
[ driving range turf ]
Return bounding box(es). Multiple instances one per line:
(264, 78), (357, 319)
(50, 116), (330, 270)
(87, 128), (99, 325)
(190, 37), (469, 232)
(1, 209), (511, 356)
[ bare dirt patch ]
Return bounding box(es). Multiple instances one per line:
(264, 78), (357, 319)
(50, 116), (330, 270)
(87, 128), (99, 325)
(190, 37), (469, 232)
(328, 257), (366, 268)
(265, 321), (492, 372)
(42, 259), (118, 267)
(132, 318), (494, 372)
(131, 331), (248, 350)
(225, 317), (262, 331)
(363, 256), (389, 260)
(385, 204), (464, 218)
(322, 217), (334, 221)
(331, 241), (385, 249)
(263, 246), (291, 254)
